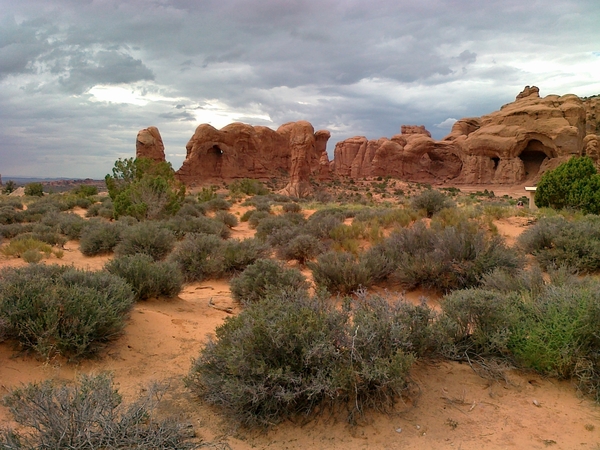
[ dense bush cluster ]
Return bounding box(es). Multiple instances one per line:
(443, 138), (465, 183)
(187, 291), (420, 427)
(0, 265), (134, 359)
(105, 157), (186, 220)
(169, 233), (268, 282)
(230, 259), (309, 304)
(535, 156), (600, 213)
(440, 269), (600, 398)
(518, 215), (600, 272)
(105, 254), (183, 300)
(0, 373), (195, 449)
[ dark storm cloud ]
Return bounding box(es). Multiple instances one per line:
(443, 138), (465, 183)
(0, 0), (599, 177)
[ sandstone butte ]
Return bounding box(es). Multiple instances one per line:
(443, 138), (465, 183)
(135, 87), (600, 195)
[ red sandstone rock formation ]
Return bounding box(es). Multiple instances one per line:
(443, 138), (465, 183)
(136, 126), (166, 162)
(332, 127), (461, 182)
(176, 121), (324, 190)
(451, 86), (589, 184)
(332, 87), (599, 185)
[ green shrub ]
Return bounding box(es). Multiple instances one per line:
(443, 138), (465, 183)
(228, 178), (270, 196)
(410, 189), (454, 218)
(72, 184), (98, 197)
(114, 221), (175, 261)
(41, 211), (88, 240)
(518, 215), (600, 272)
(222, 238), (269, 274)
(255, 215), (302, 242)
(105, 157), (186, 220)
(165, 215), (230, 239)
(246, 210), (271, 228)
(105, 254), (183, 300)
(214, 210), (239, 228)
(0, 373), (194, 449)
(0, 265), (134, 359)
(379, 221), (523, 292)
(201, 196), (232, 212)
(282, 202), (302, 213)
(169, 233), (225, 281)
(440, 271), (600, 397)
(2, 180), (17, 194)
(186, 291), (417, 428)
(24, 182), (44, 197)
(79, 221), (122, 256)
(277, 233), (322, 264)
(230, 259), (309, 304)
(535, 156), (597, 210)
(197, 185), (218, 202)
(21, 248), (44, 263)
(309, 251), (374, 294)
(0, 237), (58, 259)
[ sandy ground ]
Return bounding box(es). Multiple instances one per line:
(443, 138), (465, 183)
(1, 199), (600, 449)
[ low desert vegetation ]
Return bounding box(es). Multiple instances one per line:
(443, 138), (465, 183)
(229, 258), (309, 304)
(105, 254), (183, 300)
(0, 373), (196, 449)
(187, 290), (419, 427)
(0, 264), (134, 359)
(6, 165), (600, 433)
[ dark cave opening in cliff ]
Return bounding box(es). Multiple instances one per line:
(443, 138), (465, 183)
(207, 145), (223, 175)
(519, 140), (549, 180)
(492, 157), (500, 169)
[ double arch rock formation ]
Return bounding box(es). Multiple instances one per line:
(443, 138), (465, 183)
(135, 87), (600, 194)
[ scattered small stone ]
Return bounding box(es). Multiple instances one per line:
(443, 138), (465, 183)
(532, 399), (541, 407)
(395, 428), (402, 433)
(416, 425), (421, 430)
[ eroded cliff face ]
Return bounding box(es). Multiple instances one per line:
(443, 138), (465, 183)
(331, 87), (599, 184)
(175, 121), (328, 190)
(138, 87), (600, 189)
(331, 127), (462, 182)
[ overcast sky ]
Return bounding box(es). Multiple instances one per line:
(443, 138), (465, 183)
(1, 0), (599, 179)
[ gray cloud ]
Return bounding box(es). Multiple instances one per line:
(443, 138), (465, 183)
(1, 0), (599, 177)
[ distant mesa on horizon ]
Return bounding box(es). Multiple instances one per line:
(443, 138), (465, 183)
(135, 86), (600, 197)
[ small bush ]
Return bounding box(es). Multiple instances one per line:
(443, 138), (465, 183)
(1, 180), (17, 194)
(106, 254), (183, 300)
(247, 210), (271, 228)
(197, 185), (218, 202)
(165, 215), (230, 239)
(282, 202), (302, 213)
(230, 259), (309, 304)
(202, 196), (231, 212)
(229, 178), (270, 196)
(169, 233), (225, 281)
(410, 189), (454, 218)
(0, 237), (59, 259)
(222, 238), (269, 274)
(519, 215), (600, 272)
(79, 221), (122, 256)
(115, 221), (175, 261)
(379, 221), (523, 292)
(215, 210), (239, 228)
(255, 215), (305, 242)
(187, 291), (418, 428)
(0, 265), (134, 358)
(277, 233), (322, 264)
(309, 251), (374, 294)
(24, 182), (44, 197)
(72, 184), (98, 197)
(0, 373), (194, 449)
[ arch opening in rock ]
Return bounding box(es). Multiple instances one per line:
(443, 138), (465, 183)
(206, 144), (224, 175)
(519, 140), (550, 179)
(492, 157), (500, 169)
